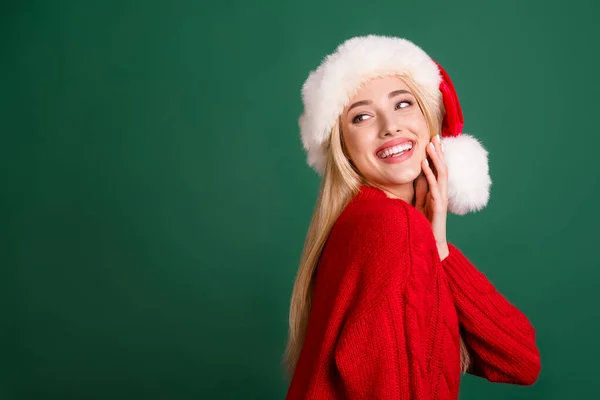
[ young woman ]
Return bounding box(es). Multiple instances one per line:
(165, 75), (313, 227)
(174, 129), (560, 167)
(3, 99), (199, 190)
(283, 35), (541, 399)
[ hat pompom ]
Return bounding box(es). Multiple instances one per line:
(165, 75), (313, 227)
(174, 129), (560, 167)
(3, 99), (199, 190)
(442, 134), (492, 215)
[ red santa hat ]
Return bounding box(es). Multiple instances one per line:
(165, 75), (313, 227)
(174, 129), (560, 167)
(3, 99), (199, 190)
(298, 35), (491, 215)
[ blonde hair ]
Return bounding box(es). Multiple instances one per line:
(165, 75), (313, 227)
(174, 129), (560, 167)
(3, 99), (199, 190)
(282, 74), (470, 379)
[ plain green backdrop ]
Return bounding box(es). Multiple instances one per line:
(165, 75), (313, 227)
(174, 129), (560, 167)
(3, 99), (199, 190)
(1, 0), (599, 399)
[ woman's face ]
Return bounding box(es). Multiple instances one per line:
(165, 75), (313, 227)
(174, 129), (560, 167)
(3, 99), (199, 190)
(341, 76), (431, 194)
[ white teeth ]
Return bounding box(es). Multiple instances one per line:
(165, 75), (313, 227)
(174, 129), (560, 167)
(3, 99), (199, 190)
(377, 142), (413, 159)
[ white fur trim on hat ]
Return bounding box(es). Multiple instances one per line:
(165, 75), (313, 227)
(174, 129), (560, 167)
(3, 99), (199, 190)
(299, 35), (441, 174)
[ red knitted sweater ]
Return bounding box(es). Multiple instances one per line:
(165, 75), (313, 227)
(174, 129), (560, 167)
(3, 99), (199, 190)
(286, 185), (541, 399)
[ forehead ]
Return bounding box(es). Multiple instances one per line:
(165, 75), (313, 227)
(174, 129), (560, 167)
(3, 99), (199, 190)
(349, 76), (410, 103)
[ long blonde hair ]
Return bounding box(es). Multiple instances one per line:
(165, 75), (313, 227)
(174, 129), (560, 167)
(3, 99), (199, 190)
(282, 74), (470, 379)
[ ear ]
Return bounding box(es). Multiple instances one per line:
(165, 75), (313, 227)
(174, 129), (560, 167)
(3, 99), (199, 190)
(441, 134), (492, 215)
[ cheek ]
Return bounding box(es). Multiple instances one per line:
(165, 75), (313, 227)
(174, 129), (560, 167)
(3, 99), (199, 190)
(343, 130), (372, 160)
(406, 113), (430, 140)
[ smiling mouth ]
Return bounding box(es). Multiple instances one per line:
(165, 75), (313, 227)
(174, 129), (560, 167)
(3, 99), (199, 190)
(376, 142), (414, 159)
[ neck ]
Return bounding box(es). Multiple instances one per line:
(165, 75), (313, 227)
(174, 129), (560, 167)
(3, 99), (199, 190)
(372, 182), (416, 205)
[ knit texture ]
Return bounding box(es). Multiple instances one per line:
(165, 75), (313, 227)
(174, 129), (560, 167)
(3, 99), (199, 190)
(285, 185), (540, 399)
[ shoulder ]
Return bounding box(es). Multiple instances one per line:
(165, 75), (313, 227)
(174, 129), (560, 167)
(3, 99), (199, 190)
(323, 195), (414, 292)
(336, 187), (437, 253)
(335, 195), (411, 241)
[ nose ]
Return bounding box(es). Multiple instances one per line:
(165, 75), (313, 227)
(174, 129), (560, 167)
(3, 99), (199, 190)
(379, 112), (401, 138)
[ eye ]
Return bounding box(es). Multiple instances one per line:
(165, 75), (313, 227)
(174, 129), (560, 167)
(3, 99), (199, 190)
(395, 100), (412, 110)
(352, 114), (371, 124)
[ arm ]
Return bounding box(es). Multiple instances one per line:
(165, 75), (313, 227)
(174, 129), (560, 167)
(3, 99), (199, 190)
(331, 201), (427, 399)
(334, 286), (427, 399)
(442, 243), (541, 385)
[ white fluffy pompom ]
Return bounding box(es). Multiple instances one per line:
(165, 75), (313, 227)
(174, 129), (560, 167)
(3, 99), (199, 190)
(441, 134), (492, 215)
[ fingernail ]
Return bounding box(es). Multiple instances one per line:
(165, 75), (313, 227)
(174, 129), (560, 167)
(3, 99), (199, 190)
(429, 142), (435, 151)
(435, 134), (440, 143)
(424, 159), (429, 166)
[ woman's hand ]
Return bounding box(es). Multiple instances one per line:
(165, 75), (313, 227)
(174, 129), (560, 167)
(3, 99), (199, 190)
(414, 134), (450, 260)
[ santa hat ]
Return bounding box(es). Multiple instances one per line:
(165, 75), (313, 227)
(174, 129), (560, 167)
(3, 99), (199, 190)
(298, 35), (491, 215)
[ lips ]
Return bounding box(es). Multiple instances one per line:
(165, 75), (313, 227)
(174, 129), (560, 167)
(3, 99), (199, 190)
(375, 138), (415, 158)
(375, 138), (416, 164)
(375, 138), (414, 154)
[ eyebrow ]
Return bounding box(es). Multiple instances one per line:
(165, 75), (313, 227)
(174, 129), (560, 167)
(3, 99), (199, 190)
(347, 90), (413, 112)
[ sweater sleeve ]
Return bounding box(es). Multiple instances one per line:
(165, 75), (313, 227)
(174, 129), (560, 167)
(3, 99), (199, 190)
(332, 201), (427, 399)
(334, 287), (426, 399)
(442, 243), (541, 385)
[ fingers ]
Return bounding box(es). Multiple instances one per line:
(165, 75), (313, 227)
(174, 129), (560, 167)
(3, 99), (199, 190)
(426, 135), (448, 198)
(422, 157), (439, 197)
(428, 134), (446, 172)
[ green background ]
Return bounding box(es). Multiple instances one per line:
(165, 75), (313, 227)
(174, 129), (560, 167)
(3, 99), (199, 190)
(2, 0), (598, 398)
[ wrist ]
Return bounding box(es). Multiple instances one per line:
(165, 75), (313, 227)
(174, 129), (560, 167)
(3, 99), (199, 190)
(437, 241), (449, 261)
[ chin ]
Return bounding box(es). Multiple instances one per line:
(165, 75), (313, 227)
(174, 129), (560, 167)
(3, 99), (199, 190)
(370, 171), (420, 187)
(362, 160), (422, 187)
(388, 168), (421, 185)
